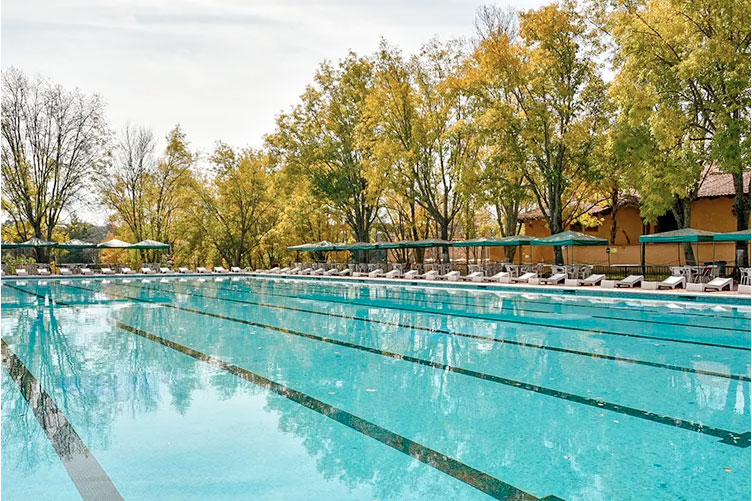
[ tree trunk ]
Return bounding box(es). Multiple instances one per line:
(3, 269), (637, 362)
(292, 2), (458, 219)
(672, 197), (695, 265)
(439, 223), (450, 263)
(610, 187), (619, 245)
(732, 172), (750, 266)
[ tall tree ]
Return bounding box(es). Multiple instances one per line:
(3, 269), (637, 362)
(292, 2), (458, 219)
(99, 124), (196, 262)
(1, 67), (108, 261)
(465, 3), (609, 264)
(268, 53), (383, 243)
(195, 144), (277, 269)
(607, 0), (751, 262)
(367, 40), (476, 262)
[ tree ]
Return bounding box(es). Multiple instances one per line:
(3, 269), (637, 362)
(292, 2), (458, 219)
(268, 53), (384, 243)
(99, 124), (196, 262)
(607, 0), (750, 262)
(1, 67), (108, 262)
(194, 144), (277, 269)
(367, 40), (476, 262)
(465, 3), (609, 264)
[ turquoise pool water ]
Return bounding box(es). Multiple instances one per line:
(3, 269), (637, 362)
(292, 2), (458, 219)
(1, 276), (750, 500)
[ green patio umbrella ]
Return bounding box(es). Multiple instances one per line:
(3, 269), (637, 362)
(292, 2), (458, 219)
(532, 230), (608, 246)
(342, 241), (379, 251)
(57, 239), (97, 249)
(713, 229), (751, 242)
(639, 228), (716, 267)
(98, 238), (132, 248)
(287, 243), (317, 251)
(18, 237), (58, 248)
(453, 237), (517, 265)
(638, 228), (716, 243)
(532, 230), (607, 265)
(1, 241), (22, 249)
(129, 239), (171, 250)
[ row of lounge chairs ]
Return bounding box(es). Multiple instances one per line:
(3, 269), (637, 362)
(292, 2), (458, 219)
(257, 264), (744, 292)
(10, 265), (249, 276)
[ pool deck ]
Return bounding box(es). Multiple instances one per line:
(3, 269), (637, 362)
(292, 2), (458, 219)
(2, 271), (749, 306)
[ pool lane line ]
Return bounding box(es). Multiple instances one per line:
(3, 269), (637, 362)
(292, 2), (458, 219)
(117, 280), (751, 383)
(60, 282), (752, 448)
(178, 279), (752, 351)
(1, 339), (124, 501)
(3, 283), (71, 306)
(111, 321), (541, 501)
(247, 276), (751, 322)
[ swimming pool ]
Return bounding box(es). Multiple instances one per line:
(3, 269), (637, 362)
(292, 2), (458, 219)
(2, 276), (750, 500)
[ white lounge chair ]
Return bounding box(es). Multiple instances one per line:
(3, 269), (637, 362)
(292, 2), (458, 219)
(482, 271), (509, 282)
(37, 266), (51, 276)
(311, 267), (325, 276)
(615, 275), (643, 288)
(385, 269), (403, 278)
(657, 276), (685, 290)
(368, 268), (384, 278)
(278, 267), (291, 274)
(15, 269), (27, 276)
(288, 266), (302, 274)
(160, 267), (171, 274)
(459, 271), (484, 282)
(267, 267), (281, 274)
(540, 273), (566, 285)
(437, 270), (461, 281)
(178, 267), (190, 274)
(417, 270), (438, 280)
(230, 266), (243, 273)
(141, 266), (154, 274)
(121, 267), (136, 275)
(703, 277), (733, 292)
(403, 270), (419, 279)
(81, 267), (94, 275)
(214, 266), (227, 273)
(100, 267), (114, 275)
(324, 268), (340, 276)
(196, 267), (209, 274)
(511, 272), (537, 283)
(337, 268), (351, 276)
(59, 267), (73, 276)
(579, 274), (604, 286)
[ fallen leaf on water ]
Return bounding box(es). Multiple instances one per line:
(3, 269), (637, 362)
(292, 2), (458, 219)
(365, 388), (377, 392)
(564, 456), (569, 459)
(723, 467), (733, 473)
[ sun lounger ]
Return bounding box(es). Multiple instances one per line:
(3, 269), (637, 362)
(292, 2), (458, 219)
(437, 270), (460, 281)
(615, 275), (643, 288)
(579, 274), (604, 286)
(121, 267), (136, 274)
(214, 266), (227, 273)
(309, 267), (324, 275)
(100, 267), (114, 275)
(36, 266), (51, 276)
(540, 273), (566, 285)
(403, 270), (419, 279)
(15, 269), (27, 276)
(288, 266), (302, 274)
(385, 269), (403, 278)
(482, 271), (509, 282)
(81, 267), (95, 275)
(267, 267), (281, 274)
(702, 277), (733, 292)
(368, 268), (384, 278)
(59, 267), (73, 276)
(141, 266), (154, 274)
(459, 271), (484, 282)
(511, 272), (537, 283)
(178, 267), (190, 273)
(277, 267), (291, 274)
(657, 276), (685, 290)
(323, 268), (339, 276)
(159, 267), (171, 274)
(196, 267), (209, 273)
(230, 266), (243, 273)
(416, 270), (438, 280)
(337, 268), (351, 276)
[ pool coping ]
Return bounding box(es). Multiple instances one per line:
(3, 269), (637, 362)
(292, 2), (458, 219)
(3, 272), (749, 306)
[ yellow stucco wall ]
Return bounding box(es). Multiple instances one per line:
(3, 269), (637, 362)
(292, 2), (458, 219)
(515, 196), (741, 265)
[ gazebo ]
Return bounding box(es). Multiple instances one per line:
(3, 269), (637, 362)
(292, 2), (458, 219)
(639, 228), (716, 268)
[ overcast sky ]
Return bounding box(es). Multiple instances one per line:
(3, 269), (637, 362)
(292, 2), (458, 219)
(2, 0), (547, 153)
